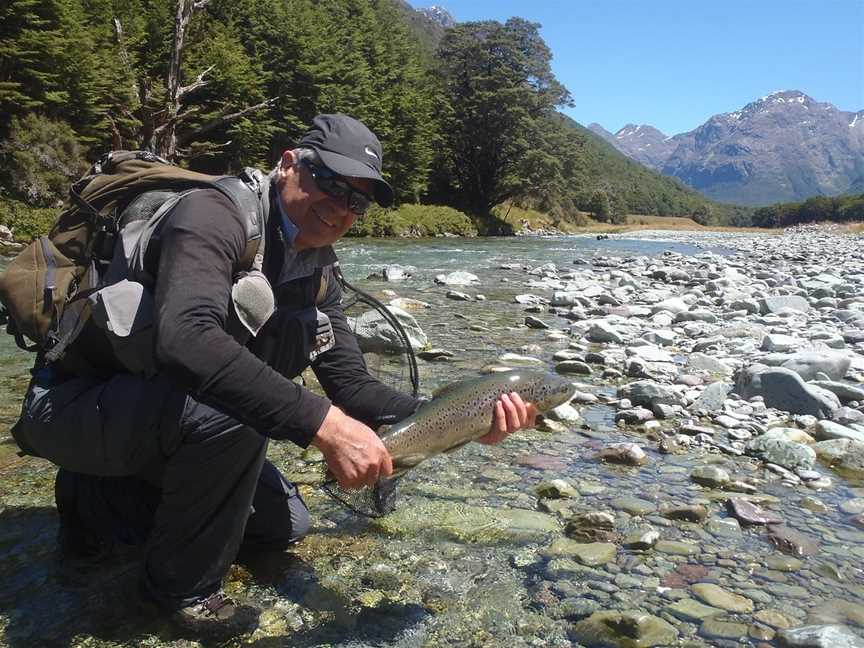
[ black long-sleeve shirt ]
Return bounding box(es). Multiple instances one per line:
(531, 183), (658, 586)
(151, 188), (417, 447)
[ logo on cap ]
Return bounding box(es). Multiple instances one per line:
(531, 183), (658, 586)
(364, 146), (380, 161)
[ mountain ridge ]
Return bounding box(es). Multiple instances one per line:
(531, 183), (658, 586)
(592, 90), (864, 206)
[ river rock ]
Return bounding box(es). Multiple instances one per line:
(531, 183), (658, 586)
(564, 511), (617, 543)
(691, 583), (754, 613)
(596, 443), (648, 466)
(760, 295), (810, 314)
(660, 503), (708, 522)
(351, 305), (428, 353)
(701, 619), (750, 640)
(762, 351), (853, 381)
(688, 353), (733, 375)
(446, 289), (472, 301)
(806, 599), (864, 627)
(498, 352), (544, 366)
(525, 315), (549, 329)
(550, 290), (582, 306)
(588, 322), (624, 343)
(691, 465), (730, 487)
(777, 624), (864, 648)
(810, 381), (864, 403)
(746, 435), (816, 471)
(736, 366), (840, 417)
(813, 420), (864, 444)
(762, 334), (802, 352)
(545, 539), (616, 566)
(690, 382), (732, 412)
(767, 524), (821, 556)
(651, 297), (690, 315)
(622, 527), (660, 550)
(618, 381), (678, 407)
(571, 610), (679, 648)
(382, 265), (413, 281)
(555, 360), (592, 375)
(375, 500), (558, 544)
(434, 271), (479, 286)
(535, 479), (579, 499)
(726, 498), (783, 525)
(812, 438), (864, 472)
(666, 598), (725, 622)
(627, 345), (675, 363)
(642, 329), (676, 346)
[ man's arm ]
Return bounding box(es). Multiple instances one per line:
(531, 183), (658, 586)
(152, 189), (333, 446)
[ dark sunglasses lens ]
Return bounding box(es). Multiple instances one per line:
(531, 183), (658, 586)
(305, 160), (371, 215)
(349, 193), (371, 215)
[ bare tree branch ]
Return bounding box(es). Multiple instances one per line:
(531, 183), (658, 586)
(176, 97), (278, 147)
(179, 65), (214, 98)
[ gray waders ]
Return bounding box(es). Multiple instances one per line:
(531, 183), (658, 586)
(12, 367), (310, 609)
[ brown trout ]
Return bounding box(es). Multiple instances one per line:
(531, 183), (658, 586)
(380, 370), (576, 476)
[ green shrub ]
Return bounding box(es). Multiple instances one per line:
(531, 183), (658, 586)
(491, 202), (587, 232)
(0, 114), (87, 207)
(0, 197), (57, 241)
(349, 203), (476, 237)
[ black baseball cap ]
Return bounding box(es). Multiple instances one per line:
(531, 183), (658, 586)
(299, 114), (394, 207)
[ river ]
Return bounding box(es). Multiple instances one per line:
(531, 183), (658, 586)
(1, 231), (862, 648)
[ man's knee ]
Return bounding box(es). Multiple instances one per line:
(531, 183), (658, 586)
(244, 463), (310, 549)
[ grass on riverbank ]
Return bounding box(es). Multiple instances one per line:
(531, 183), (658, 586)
(494, 203), (778, 235)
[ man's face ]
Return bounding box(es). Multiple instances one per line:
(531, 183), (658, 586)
(276, 150), (374, 250)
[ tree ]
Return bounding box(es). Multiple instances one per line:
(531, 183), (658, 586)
(434, 18), (572, 215)
(588, 190), (611, 222)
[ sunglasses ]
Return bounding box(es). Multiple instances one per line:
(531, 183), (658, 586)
(302, 159), (374, 216)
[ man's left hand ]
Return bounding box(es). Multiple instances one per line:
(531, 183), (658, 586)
(476, 392), (538, 445)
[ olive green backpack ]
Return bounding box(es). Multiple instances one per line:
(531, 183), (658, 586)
(0, 151), (263, 363)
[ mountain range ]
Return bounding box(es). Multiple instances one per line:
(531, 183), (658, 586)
(589, 91), (864, 206)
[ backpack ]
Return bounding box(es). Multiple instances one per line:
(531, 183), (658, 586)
(0, 150), (267, 366)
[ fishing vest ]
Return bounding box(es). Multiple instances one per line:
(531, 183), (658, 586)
(64, 172), (274, 379)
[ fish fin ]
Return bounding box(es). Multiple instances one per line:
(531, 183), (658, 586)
(393, 453), (427, 470)
(431, 381), (461, 399)
(442, 440), (470, 454)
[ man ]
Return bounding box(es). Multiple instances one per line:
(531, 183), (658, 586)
(10, 114), (535, 637)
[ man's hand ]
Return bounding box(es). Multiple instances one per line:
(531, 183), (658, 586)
(312, 406), (393, 489)
(476, 392), (538, 445)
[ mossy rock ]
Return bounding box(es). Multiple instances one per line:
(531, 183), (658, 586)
(374, 499), (558, 544)
(571, 610), (679, 647)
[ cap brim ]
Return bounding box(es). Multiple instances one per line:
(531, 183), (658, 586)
(316, 149), (394, 207)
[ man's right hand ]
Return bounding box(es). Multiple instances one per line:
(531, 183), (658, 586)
(312, 406), (393, 490)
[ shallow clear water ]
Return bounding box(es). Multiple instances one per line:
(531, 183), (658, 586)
(1, 234), (862, 648)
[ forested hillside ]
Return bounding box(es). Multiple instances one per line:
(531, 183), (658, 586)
(0, 0), (729, 232)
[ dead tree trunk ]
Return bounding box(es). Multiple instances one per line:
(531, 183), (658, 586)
(153, 0), (209, 159)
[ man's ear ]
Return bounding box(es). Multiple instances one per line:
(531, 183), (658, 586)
(280, 149), (297, 172)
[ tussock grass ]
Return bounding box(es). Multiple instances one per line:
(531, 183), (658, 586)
(839, 223), (864, 235)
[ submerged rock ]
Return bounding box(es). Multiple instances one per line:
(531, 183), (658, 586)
(767, 524), (821, 556)
(351, 305), (428, 353)
(570, 610), (679, 648)
(777, 624), (864, 648)
(596, 443), (648, 466)
(726, 498), (783, 525)
(374, 500), (558, 544)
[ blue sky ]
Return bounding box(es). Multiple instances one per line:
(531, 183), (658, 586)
(415, 0), (864, 136)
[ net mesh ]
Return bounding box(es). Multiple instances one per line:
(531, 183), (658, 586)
(319, 475), (402, 518)
(315, 268), (419, 516)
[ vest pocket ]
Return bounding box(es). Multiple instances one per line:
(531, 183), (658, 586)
(89, 279), (156, 377)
